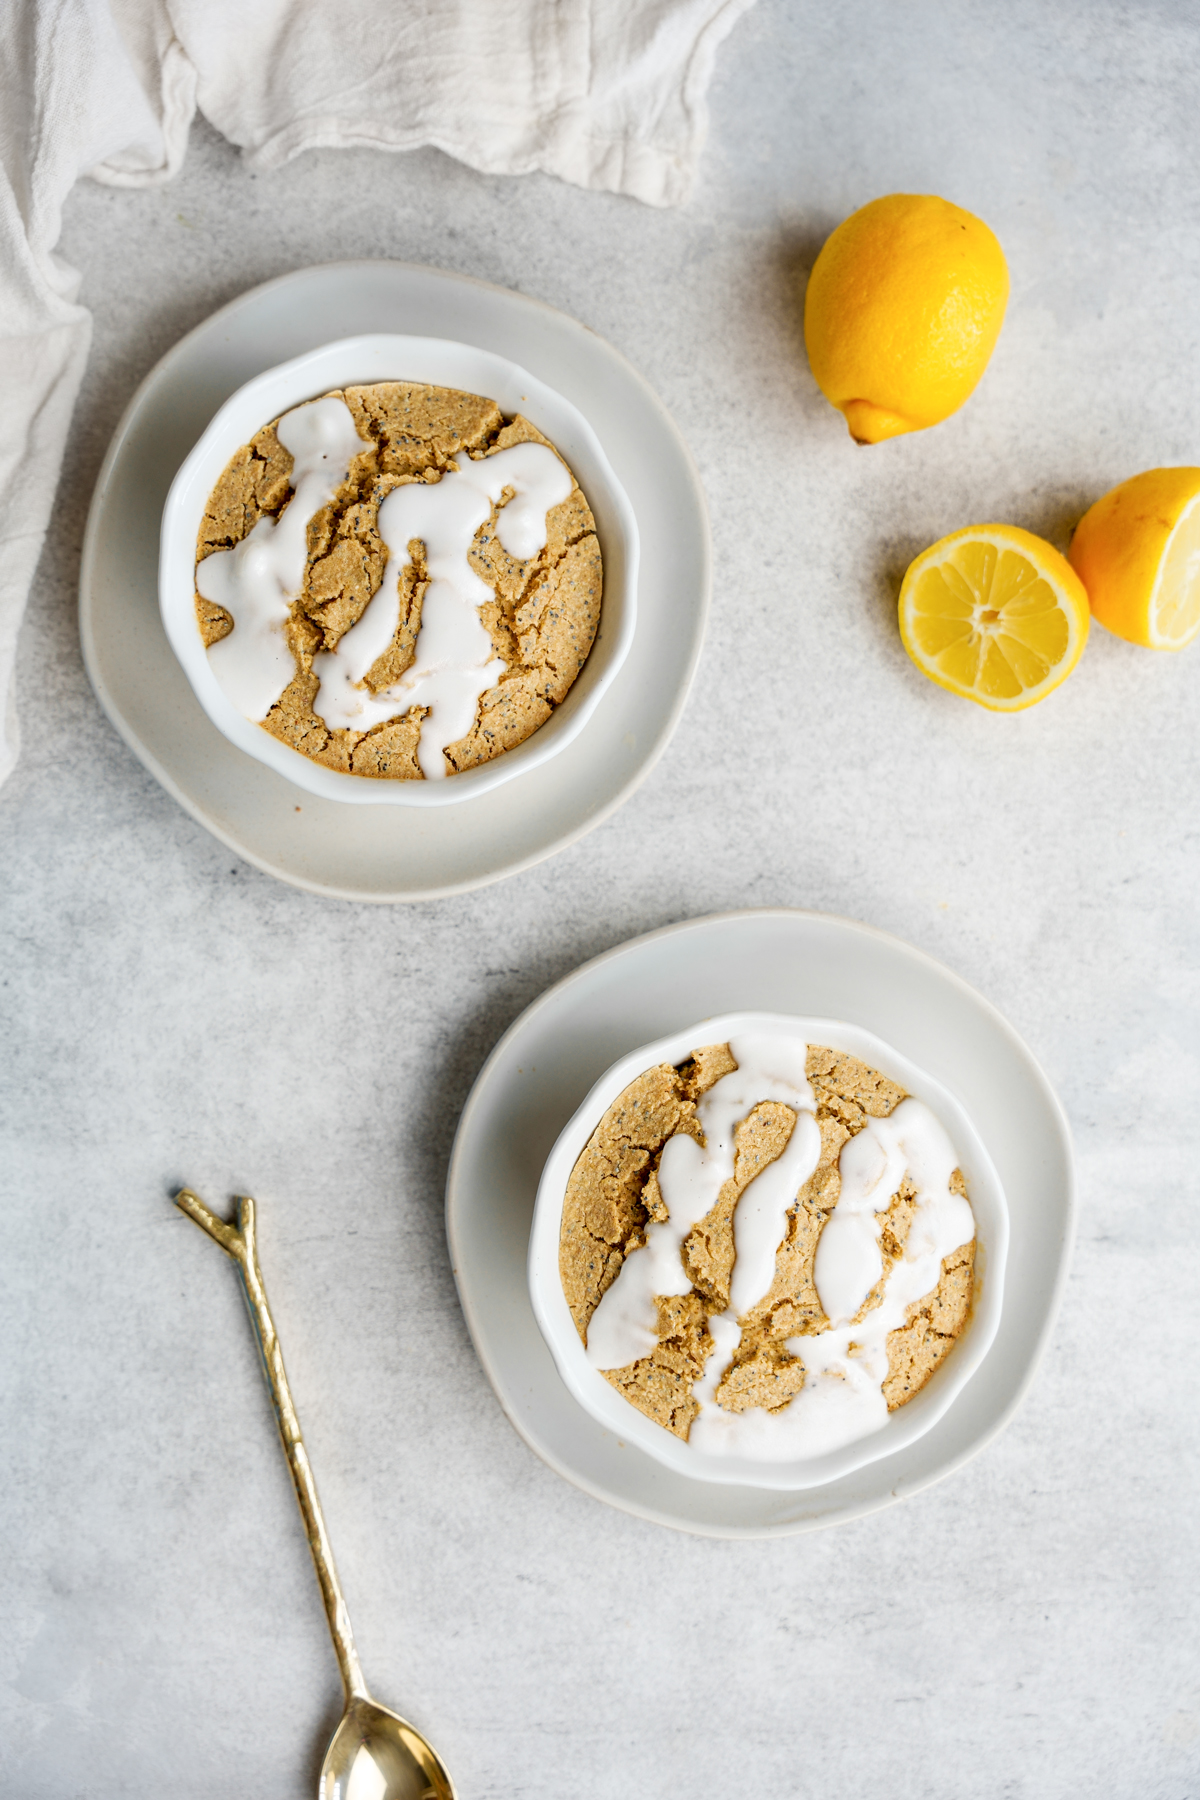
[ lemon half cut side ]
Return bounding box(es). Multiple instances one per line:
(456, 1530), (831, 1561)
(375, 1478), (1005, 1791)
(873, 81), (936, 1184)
(1069, 466), (1200, 651)
(899, 524), (1090, 710)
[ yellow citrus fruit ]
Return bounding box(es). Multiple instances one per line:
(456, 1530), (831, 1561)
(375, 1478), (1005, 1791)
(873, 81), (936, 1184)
(804, 194), (1009, 444)
(898, 524), (1090, 710)
(1068, 466), (1200, 650)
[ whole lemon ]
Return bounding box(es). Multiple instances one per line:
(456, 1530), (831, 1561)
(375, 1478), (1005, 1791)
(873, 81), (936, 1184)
(804, 194), (1009, 444)
(1068, 466), (1200, 651)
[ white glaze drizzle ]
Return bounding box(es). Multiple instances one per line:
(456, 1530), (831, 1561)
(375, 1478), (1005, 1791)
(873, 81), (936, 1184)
(585, 1034), (819, 1370)
(200, 396), (366, 721)
(311, 441), (572, 778)
(812, 1114), (908, 1324)
(584, 1033), (976, 1464)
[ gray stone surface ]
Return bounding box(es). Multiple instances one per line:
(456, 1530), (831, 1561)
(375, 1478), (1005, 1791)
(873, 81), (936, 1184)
(3, 1), (1199, 1795)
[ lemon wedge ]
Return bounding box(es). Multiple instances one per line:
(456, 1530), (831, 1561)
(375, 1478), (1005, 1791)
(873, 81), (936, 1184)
(898, 524), (1090, 710)
(1068, 466), (1200, 651)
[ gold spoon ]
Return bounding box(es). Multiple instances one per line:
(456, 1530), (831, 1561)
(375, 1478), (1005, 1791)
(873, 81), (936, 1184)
(176, 1187), (456, 1800)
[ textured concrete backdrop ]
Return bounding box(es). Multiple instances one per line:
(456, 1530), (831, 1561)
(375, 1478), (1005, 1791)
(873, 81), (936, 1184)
(3, 2), (1198, 1795)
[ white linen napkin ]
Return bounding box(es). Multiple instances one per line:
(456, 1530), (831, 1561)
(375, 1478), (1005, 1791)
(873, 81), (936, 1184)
(0, 0), (754, 792)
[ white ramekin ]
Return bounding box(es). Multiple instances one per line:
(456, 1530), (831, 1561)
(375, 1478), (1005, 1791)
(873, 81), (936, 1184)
(528, 1012), (1009, 1491)
(159, 334), (639, 806)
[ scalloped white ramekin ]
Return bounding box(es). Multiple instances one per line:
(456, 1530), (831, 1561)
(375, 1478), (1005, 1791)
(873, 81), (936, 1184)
(528, 1012), (1009, 1492)
(159, 333), (639, 806)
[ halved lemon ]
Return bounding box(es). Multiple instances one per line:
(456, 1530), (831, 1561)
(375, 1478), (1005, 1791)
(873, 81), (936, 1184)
(898, 523), (1090, 710)
(1068, 466), (1200, 650)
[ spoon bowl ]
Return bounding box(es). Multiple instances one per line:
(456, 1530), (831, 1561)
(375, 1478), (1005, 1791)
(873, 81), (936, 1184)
(321, 1694), (455, 1800)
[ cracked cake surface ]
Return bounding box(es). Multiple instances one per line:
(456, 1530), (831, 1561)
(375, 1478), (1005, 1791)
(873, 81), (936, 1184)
(194, 379), (602, 779)
(558, 1042), (975, 1442)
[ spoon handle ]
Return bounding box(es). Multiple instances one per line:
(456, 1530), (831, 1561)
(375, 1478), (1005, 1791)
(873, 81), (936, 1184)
(175, 1187), (368, 1703)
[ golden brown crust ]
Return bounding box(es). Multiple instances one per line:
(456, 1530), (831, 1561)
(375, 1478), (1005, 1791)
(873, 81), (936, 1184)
(559, 1043), (975, 1440)
(558, 1061), (706, 1343)
(602, 1293), (715, 1440)
(882, 1183), (975, 1409)
(194, 382), (602, 779)
(197, 424), (295, 570)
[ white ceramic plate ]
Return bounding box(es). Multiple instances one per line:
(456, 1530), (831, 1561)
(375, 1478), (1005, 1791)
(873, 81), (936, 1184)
(528, 1012), (1009, 1491)
(80, 262), (709, 899)
(159, 334), (639, 807)
(446, 909), (1075, 1538)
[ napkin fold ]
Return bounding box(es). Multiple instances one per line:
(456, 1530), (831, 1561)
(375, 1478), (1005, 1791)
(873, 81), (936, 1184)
(0, 0), (753, 792)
